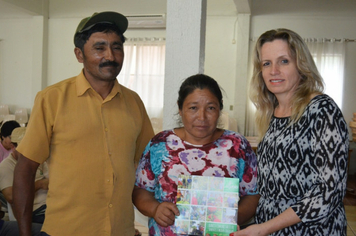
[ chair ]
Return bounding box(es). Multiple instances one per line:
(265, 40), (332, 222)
(219, 111), (238, 132)
(2, 114), (16, 124)
(14, 108), (28, 127)
(150, 117), (163, 134)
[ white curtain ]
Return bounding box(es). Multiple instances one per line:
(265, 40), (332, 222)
(244, 39), (346, 137)
(117, 38), (165, 133)
(245, 96), (257, 137)
(244, 44), (257, 137)
(305, 38), (346, 108)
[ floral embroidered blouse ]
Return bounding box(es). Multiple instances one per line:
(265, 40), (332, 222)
(135, 129), (258, 235)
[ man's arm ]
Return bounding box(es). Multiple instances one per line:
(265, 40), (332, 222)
(13, 150), (39, 236)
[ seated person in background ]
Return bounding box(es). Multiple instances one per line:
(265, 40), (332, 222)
(133, 74), (259, 235)
(0, 121), (21, 212)
(0, 202), (42, 236)
(0, 127), (48, 224)
(0, 121), (20, 163)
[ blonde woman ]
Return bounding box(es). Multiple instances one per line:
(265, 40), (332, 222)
(233, 28), (348, 235)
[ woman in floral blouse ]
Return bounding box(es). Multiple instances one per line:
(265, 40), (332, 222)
(133, 74), (259, 236)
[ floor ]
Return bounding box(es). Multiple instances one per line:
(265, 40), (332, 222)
(135, 174), (356, 236)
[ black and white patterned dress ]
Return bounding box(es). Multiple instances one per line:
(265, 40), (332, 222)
(256, 94), (349, 236)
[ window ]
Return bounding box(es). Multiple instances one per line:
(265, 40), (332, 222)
(306, 39), (346, 108)
(117, 38), (165, 133)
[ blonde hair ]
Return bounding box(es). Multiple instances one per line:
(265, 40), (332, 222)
(249, 28), (324, 138)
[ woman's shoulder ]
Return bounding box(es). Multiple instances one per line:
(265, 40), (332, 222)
(304, 94), (346, 126)
(220, 129), (237, 136)
(307, 94), (340, 112)
(219, 130), (249, 143)
(150, 129), (177, 142)
(221, 129), (242, 137)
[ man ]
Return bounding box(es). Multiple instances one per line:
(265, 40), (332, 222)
(0, 127), (48, 224)
(13, 11), (154, 236)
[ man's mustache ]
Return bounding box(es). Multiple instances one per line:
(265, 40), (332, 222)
(99, 61), (119, 68)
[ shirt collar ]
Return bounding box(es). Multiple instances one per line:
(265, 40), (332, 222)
(75, 69), (122, 98)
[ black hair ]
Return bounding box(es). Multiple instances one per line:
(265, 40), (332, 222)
(177, 74), (224, 110)
(74, 23), (126, 52)
(0, 120), (20, 140)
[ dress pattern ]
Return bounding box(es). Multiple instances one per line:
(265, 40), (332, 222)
(135, 129), (258, 236)
(256, 95), (349, 235)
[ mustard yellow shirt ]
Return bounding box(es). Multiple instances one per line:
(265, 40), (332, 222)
(17, 71), (154, 236)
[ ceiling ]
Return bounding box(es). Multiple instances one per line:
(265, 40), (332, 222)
(251, 0), (356, 17)
(0, 0), (238, 19)
(0, 0), (355, 19)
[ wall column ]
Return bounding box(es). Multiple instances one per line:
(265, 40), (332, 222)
(31, 15), (48, 104)
(163, 0), (207, 130)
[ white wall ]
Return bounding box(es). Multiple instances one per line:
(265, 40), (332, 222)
(205, 16), (238, 116)
(47, 18), (82, 86)
(0, 19), (34, 113)
(251, 15), (356, 175)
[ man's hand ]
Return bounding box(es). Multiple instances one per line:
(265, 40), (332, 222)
(153, 202), (180, 227)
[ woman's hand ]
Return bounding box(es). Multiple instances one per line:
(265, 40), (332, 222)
(231, 207), (301, 236)
(153, 202), (180, 227)
(230, 224), (267, 236)
(132, 187), (180, 227)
